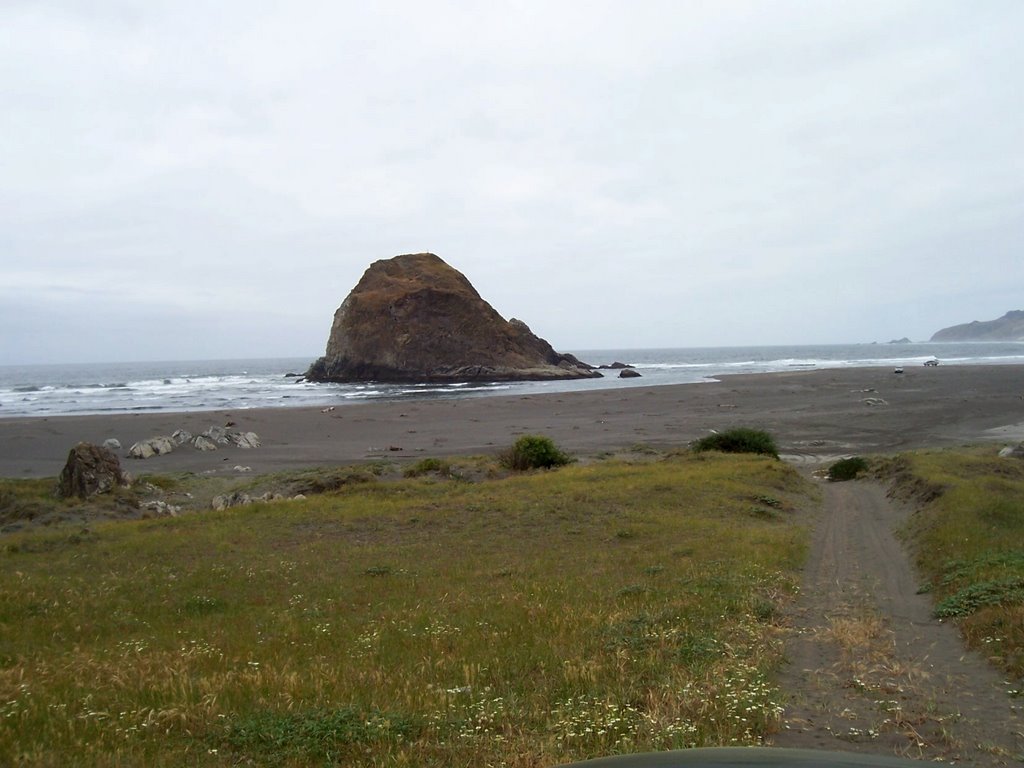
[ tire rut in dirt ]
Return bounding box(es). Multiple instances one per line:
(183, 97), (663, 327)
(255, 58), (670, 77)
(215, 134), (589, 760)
(772, 479), (1024, 764)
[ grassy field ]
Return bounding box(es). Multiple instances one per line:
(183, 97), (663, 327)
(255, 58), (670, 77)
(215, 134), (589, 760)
(0, 450), (811, 767)
(885, 447), (1024, 679)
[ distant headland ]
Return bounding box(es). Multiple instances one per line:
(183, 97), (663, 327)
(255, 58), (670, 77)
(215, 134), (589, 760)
(931, 310), (1024, 342)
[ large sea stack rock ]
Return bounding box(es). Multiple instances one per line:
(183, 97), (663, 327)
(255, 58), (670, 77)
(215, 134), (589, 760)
(306, 253), (601, 383)
(931, 310), (1024, 341)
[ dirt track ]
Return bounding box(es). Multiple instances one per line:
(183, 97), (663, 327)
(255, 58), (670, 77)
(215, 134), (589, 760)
(772, 479), (1024, 763)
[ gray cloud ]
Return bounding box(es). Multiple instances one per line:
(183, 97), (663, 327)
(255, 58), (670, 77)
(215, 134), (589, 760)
(2, 1), (1022, 363)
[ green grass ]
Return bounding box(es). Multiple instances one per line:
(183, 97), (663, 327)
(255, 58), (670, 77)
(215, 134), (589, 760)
(0, 452), (811, 766)
(827, 456), (869, 482)
(887, 448), (1024, 677)
(692, 429), (779, 459)
(224, 706), (423, 763)
(0, 477), (144, 530)
(403, 457), (453, 478)
(499, 434), (572, 470)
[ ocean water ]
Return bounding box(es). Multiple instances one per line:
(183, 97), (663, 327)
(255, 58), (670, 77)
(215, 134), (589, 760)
(1, 342), (1022, 418)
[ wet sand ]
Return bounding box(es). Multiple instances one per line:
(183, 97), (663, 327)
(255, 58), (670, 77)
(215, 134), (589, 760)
(2, 365), (1022, 478)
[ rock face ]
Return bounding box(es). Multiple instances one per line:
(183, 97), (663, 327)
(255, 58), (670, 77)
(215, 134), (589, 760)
(306, 253), (601, 383)
(58, 443), (129, 499)
(931, 310), (1024, 341)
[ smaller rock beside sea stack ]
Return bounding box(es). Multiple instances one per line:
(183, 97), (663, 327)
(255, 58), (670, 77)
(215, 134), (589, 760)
(619, 368), (642, 378)
(58, 442), (129, 499)
(306, 253), (601, 383)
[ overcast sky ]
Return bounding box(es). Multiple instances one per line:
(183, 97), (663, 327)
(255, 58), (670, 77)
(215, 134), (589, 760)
(2, 1), (1022, 364)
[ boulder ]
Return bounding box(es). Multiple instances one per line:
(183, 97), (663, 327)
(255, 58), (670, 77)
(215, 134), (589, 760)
(171, 429), (193, 445)
(212, 491), (252, 510)
(141, 500), (180, 517)
(203, 425), (231, 445)
(211, 490), (283, 510)
(618, 368), (642, 378)
(230, 431), (262, 449)
(57, 442), (129, 499)
(128, 435), (176, 459)
(599, 362), (635, 369)
(305, 253), (601, 383)
(998, 444), (1024, 459)
(102, 438), (121, 451)
(191, 435), (218, 451)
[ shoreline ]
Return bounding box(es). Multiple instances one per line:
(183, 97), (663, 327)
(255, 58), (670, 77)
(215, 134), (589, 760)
(2, 365), (1022, 478)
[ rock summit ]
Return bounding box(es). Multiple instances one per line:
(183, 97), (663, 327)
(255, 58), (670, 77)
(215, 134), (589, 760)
(306, 253), (600, 383)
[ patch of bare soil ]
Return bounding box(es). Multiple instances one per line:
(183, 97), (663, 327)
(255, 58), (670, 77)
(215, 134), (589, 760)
(772, 479), (1024, 764)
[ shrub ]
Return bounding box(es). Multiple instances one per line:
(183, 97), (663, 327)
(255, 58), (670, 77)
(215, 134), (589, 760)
(828, 456), (869, 481)
(403, 458), (451, 478)
(499, 435), (571, 471)
(692, 428), (778, 459)
(934, 577), (1024, 618)
(287, 467), (374, 495)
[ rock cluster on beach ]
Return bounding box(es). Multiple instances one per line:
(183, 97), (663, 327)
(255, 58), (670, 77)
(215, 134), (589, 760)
(305, 253), (602, 383)
(128, 426), (261, 459)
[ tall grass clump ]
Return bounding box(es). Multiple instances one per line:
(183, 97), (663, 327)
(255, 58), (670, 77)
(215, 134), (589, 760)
(827, 456), (869, 481)
(499, 434), (571, 470)
(403, 457), (452, 478)
(692, 429), (779, 459)
(886, 447), (1024, 677)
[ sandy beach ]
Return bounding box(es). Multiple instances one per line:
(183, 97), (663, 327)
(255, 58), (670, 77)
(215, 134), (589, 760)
(2, 365), (1022, 478)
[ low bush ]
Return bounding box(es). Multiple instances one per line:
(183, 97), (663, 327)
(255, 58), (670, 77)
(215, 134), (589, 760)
(499, 435), (571, 471)
(286, 467), (375, 495)
(404, 458), (451, 478)
(692, 429), (778, 459)
(934, 577), (1024, 618)
(828, 456), (869, 481)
